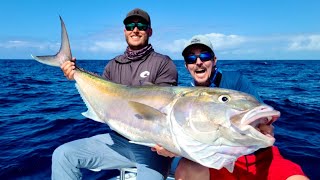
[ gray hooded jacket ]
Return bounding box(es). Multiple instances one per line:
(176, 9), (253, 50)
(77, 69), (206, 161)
(102, 49), (178, 86)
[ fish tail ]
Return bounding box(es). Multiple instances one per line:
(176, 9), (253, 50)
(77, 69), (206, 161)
(31, 16), (72, 67)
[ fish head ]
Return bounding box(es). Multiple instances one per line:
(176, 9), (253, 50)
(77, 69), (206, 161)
(171, 87), (280, 164)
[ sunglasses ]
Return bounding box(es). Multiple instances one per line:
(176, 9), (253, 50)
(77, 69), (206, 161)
(184, 52), (214, 64)
(125, 22), (149, 31)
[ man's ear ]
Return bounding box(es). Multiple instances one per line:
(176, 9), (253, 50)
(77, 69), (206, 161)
(148, 28), (153, 37)
(213, 56), (217, 65)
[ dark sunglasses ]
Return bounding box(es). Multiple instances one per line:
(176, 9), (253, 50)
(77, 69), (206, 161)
(125, 22), (149, 31)
(184, 52), (214, 64)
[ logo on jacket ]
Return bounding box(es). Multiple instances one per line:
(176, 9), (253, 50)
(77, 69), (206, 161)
(140, 71), (150, 78)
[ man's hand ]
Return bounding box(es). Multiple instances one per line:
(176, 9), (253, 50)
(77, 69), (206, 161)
(60, 57), (76, 80)
(151, 144), (177, 158)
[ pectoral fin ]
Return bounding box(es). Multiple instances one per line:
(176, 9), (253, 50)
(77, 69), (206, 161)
(224, 162), (235, 173)
(128, 101), (166, 121)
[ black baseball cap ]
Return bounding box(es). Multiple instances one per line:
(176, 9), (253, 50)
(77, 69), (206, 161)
(123, 8), (151, 26)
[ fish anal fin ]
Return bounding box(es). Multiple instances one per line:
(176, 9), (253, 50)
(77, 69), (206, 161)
(129, 141), (156, 147)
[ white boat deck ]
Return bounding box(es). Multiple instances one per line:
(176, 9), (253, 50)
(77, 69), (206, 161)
(107, 168), (175, 180)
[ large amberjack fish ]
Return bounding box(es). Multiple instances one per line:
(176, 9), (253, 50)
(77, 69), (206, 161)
(32, 17), (280, 172)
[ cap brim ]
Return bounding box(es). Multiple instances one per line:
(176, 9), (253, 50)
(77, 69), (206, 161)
(123, 15), (149, 25)
(182, 43), (213, 56)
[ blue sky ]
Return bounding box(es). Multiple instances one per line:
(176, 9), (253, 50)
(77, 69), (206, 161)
(1, 0), (320, 60)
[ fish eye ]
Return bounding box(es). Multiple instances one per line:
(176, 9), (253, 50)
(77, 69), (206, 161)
(218, 95), (230, 103)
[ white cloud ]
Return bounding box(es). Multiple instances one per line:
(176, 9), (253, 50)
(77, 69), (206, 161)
(84, 41), (126, 53)
(288, 35), (320, 51)
(0, 40), (30, 48)
(204, 33), (246, 50)
(158, 33), (320, 59)
(158, 39), (186, 53)
(2, 32), (320, 60)
(6, 40), (28, 47)
(161, 33), (246, 51)
(156, 33), (247, 57)
(0, 40), (59, 50)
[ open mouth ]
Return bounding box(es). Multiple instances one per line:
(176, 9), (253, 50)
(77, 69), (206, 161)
(241, 105), (280, 137)
(131, 35), (140, 39)
(195, 69), (206, 74)
(249, 117), (277, 137)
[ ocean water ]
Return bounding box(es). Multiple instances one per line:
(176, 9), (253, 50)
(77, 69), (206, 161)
(1, 59), (319, 180)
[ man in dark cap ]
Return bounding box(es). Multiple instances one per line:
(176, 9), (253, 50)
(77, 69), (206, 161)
(53, 8), (177, 180)
(123, 8), (151, 26)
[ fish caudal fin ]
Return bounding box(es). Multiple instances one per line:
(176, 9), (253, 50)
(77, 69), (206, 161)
(31, 16), (72, 67)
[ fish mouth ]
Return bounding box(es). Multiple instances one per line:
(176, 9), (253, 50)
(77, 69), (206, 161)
(249, 117), (277, 138)
(241, 105), (280, 138)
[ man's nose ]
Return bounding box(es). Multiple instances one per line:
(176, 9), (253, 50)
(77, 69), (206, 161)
(195, 57), (203, 65)
(132, 26), (139, 32)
